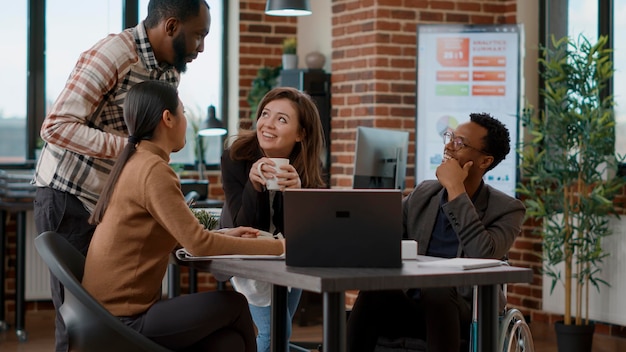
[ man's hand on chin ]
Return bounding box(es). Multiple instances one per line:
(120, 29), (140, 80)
(436, 157), (472, 200)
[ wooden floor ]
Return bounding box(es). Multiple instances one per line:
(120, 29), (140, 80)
(2, 310), (626, 351)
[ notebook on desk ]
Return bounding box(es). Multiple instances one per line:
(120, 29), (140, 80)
(283, 188), (403, 268)
(417, 257), (505, 270)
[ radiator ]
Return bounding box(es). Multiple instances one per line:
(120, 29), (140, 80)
(25, 210), (51, 300)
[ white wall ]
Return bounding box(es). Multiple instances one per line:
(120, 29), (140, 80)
(297, 0), (332, 72)
(542, 218), (626, 326)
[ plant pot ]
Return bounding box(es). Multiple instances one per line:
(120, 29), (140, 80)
(282, 54), (298, 70)
(554, 320), (595, 352)
(305, 51), (325, 69)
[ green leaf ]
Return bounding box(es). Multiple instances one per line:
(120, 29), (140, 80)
(191, 208), (218, 230)
(517, 33), (624, 324)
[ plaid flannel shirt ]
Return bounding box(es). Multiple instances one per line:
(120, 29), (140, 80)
(34, 22), (180, 213)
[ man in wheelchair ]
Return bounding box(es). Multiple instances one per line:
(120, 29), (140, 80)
(346, 113), (526, 352)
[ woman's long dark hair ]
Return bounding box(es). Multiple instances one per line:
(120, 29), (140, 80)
(89, 81), (179, 224)
(228, 87), (326, 188)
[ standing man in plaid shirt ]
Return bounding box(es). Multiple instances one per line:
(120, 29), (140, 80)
(33, 1), (211, 350)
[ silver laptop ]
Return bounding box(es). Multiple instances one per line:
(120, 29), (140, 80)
(283, 189), (403, 268)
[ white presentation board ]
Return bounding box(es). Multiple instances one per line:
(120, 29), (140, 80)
(416, 24), (521, 196)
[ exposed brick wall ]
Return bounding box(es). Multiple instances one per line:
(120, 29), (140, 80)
(507, 215), (543, 314)
(238, 0), (297, 124)
(329, 0), (517, 190)
(206, 169), (224, 200)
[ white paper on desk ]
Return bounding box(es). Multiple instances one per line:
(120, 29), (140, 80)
(417, 258), (504, 270)
(175, 248), (285, 261)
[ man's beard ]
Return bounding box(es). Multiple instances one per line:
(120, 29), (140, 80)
(172, 32), (189, 73)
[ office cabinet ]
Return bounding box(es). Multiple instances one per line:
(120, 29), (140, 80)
(280, 69), (331, 187)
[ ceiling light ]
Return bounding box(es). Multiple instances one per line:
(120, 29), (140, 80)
(265, 0), (312, 17)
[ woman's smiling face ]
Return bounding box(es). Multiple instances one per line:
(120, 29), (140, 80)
(256, 98), (303, 158)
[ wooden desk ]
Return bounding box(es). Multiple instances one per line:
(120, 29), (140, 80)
(178, 257), (533, 352)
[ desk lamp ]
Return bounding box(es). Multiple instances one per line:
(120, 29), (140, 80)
(265, 0), (311, 16)
(197, 105), (227, 180)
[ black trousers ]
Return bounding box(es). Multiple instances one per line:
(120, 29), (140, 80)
(34, 187), (96, 352)
(121, 290), (257, 352)
(346, 287), (472, 352)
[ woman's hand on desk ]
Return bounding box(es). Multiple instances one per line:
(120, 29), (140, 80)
(218, 227), (260, 238)
(215, 227), (284, 255)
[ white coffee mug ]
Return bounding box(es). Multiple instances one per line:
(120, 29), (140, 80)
(257, 158), (289, 190)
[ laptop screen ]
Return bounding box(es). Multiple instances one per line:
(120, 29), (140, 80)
(283, 189), (403, 268)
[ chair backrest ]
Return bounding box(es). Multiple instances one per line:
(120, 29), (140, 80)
(34, 231), (172, 352)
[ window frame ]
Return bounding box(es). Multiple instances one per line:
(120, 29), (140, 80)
(2, 0), (227, 170)
(539, 0), (622, 159)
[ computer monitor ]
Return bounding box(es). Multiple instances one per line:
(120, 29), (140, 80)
(353, 126), (409, 189)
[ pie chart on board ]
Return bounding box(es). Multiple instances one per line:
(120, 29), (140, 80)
(437, 115), (459, 136)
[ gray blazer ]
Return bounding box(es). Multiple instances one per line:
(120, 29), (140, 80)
(402, 180), (525, 308)
(403, 180), (525, 259)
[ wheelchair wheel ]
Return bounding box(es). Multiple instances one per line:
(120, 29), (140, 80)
(498, 308), (535, 352)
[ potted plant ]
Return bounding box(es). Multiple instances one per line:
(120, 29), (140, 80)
(282, 37), (298, 70)
(247, 66), (281, 119)
(517, 34), (626, 352)
(191, 208), (218, 230)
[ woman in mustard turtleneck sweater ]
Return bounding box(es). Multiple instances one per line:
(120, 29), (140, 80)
(82, 81), (283, 352)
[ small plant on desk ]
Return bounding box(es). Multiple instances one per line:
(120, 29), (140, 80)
(191, 208), (218, 230)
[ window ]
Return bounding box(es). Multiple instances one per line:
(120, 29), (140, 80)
(567, 0), (598, 40)
(567, 0), (626, 156)
(0, 2), (27, 163)
(0, 0), (225, 169)
(46, 1), (123, 117)
(140, 0), (225, 167)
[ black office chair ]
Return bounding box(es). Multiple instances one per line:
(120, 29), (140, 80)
(34, 231), (173, 352)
